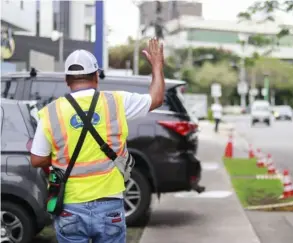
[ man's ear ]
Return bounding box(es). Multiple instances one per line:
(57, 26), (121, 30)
(95, 71), (99, 84)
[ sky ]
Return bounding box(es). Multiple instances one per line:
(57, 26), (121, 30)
(104, 0), (293, 46)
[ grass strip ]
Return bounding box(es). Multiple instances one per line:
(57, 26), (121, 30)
(224, 158), (293, 211)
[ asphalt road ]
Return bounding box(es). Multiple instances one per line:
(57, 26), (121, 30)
(223, 114), (293, 173)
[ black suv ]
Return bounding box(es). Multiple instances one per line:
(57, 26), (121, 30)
(1, 71), (203, 227)
(1, 99), (50, 243)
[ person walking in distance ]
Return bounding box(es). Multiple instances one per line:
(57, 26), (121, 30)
(211, 100), (223, 133)
(30, 38), (165, 243)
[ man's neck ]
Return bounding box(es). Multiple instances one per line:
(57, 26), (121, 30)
(70, 84), (97, 93)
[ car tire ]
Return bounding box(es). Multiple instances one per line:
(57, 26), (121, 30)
(125, 168), (152, 227)
(266, 120), (271, 126)
(1, 201), (35, 243)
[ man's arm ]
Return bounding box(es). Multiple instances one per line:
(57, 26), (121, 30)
(30, 120), (52, 168)
(142, 38), (165, 111)
(31, 154), (51, 168)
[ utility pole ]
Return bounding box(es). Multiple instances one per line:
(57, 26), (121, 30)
(57, 1), (64, 64)
(154, 1), (164, 40)
(263, 74), (270, 102)
(133, 0), (142, 75)
(237, 33), (249, 109)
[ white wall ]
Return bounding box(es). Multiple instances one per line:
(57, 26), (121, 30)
(39, 0), (53, 38)
(69, 0), (95, 41)
(1, 0), (36, 33)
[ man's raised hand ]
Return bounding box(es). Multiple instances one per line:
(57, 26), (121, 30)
(142, 38), (164, 69)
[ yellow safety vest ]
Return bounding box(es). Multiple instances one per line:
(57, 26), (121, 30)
(38, 91), (128, 204)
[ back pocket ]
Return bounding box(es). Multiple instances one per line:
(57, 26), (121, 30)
(104, 211), (125, 236)
(55, 211), (79, 236)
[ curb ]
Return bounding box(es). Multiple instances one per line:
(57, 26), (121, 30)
(246, 201), (293, 210)
(221, 160), (261, 243)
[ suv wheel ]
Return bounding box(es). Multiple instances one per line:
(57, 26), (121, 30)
(1, 201), (35, 243)
(124, 168), (151, 226)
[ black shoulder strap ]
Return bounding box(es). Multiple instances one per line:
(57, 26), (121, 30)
(62, 91), (100, 182)
(65, 91), (117, 162)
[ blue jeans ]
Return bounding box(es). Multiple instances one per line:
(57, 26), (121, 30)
(54, 199), (126, 243)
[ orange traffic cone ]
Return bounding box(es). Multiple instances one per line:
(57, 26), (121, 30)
(256, 150), (266, 168)
(224, 134), (233, 158)
(249, 144), (255, 158)
(280, 170), (293, 199)
(255, 148), (262, 159)
(266, 154), (276, 174)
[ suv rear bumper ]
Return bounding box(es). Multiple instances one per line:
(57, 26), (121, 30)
(155, 151), (202, 193)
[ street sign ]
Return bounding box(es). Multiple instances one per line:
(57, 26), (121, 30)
(249, 88), (259, 96)
(261, 88), (268, 97)
(237, 82), (248, 95)
(211, 83), (222, 97)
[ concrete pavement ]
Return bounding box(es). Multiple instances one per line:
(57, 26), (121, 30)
(246, 211), (293, 243)
(139, 129), (260, 243)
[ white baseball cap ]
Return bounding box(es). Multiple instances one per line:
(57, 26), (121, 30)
(65, 49), (100, 75)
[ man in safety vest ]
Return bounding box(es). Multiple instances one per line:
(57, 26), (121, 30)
(30, 38), (165, 243)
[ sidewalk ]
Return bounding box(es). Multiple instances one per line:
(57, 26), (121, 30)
(198, 120), (249, 158)
(139, 125), (260, 243)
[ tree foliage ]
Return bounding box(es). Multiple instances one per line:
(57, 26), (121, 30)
(175, 47), (239, 65)
(108, 38), (176, 78)
(238, 1), (293, 37)
(182, 61), (238, 100)
(195, 61), (238, 87)
(248, 57), (293, 89)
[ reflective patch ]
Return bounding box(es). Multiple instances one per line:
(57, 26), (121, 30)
(70, 111), (100, 129)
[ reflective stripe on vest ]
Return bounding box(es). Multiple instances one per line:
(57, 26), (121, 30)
(44, 91), (127, 177)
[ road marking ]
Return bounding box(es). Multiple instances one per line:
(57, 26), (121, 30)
(202, 162), (220, 171)
(174, 190), (233, 199)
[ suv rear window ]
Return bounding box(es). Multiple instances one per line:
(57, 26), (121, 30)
(29, 80), (70, 107)
(1, 80), (17, 99)
(157, 85), (189, 114)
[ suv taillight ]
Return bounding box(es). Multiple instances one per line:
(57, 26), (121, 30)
(158, 121), (198, 136)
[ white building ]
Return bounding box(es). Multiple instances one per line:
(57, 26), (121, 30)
(1, 0), (96, 42)
(164, 16), (293, 60)
(36, 0), (96, 42)
(1, 0), (36, 33)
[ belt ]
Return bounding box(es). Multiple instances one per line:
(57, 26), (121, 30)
(91, 197), (122, 202)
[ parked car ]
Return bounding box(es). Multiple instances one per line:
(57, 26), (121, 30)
(1, 99), (51, 243)
(272, 105), (293, 121)
(1, 71), (204, 227)
(250, 100), (272, 126)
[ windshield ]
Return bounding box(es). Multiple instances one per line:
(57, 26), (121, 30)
(253, 106), (270, 111)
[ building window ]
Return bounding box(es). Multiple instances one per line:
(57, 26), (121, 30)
(53, 0), (61, 31)
(85, 25), (95, 42)
(85, 4), (95, 17)
(187, 29), (239, 44)
(20, 0), (24, 9)
(85, 25), (91, 41)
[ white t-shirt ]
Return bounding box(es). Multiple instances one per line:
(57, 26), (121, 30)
(211, 103), (223, 119)
(31, 89), (152, 199)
